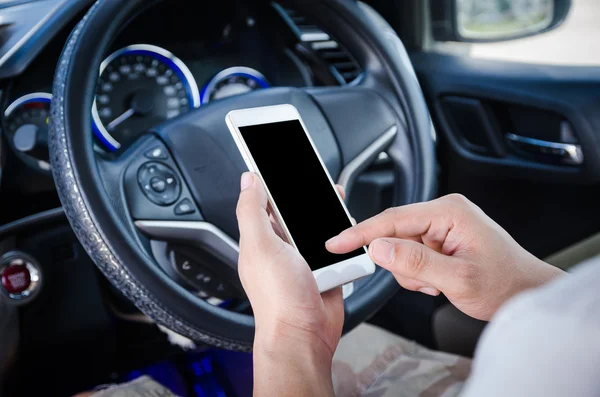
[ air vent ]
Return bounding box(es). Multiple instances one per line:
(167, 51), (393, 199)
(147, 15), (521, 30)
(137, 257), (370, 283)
(274, 3), (362, 85)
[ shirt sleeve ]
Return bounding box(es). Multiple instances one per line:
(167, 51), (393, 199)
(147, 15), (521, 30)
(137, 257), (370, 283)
(460, 260), (600, 397)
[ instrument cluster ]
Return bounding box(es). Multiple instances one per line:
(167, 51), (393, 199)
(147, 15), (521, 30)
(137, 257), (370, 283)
(3, 43), (278, 173)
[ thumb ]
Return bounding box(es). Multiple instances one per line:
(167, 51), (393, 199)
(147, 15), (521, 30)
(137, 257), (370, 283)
(369, 238), (461, 292)
(236, 172), (278, 247)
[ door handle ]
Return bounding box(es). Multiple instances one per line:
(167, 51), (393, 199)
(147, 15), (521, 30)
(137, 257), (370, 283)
(505, 133), (584, 165)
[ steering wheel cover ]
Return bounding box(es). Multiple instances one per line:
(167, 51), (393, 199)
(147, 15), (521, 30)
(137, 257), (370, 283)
(49, 0), (436, 350)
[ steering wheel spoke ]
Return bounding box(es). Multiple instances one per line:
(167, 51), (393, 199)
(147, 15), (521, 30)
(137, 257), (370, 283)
(307, 85), (407, 198)
(136, 221), (244, 302)
(96, 132), (244, 301)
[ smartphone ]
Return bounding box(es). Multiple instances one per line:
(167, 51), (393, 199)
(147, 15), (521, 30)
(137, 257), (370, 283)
(226, 104), (375, 292)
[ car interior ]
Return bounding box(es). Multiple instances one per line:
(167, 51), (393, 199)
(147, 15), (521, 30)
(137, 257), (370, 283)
(0, 0), (599, 395)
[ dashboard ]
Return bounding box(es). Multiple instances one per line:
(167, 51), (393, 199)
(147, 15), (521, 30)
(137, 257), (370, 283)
(0, 0), (361, 223)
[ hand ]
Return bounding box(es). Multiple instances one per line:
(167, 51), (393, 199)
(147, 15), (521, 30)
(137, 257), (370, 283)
(236, 172), (344, 396)
(326, 194), (564, 321)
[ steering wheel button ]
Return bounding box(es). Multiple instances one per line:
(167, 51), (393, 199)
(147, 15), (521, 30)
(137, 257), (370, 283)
(174, 199), (195, 215)
(150, 177), (167, 193)
(1, 264), (31, 294)
(138, 162), (181, 206)
(181, 260), (193, 272)
(144, 146), (168, 160)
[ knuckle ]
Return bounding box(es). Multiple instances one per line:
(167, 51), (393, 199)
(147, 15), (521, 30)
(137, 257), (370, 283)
(445, 194), (476, 214)
(357, 228), (371, 245)
(442, 194), (474, 226)
(405, 245), (429, 275)
(383, 206), (401, 217)
(236, 197), (250, 219)
(383, 207), (396, 215)
(235, 205), (244, 220)
(446, 193), (469, 204)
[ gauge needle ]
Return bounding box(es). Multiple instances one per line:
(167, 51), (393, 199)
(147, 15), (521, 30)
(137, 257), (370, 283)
(107, 108), (135, 131)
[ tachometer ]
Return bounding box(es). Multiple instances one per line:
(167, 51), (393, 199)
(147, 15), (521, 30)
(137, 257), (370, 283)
(200, 67), (269, 105)
(92, 44), (200, 152)
(4, 93), (52, 172)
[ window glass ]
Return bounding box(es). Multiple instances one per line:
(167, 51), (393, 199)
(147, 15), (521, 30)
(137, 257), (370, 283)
(434, 0), (600, 66)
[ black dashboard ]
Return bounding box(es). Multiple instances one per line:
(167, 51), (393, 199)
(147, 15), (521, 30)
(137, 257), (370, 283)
(0, 0), (361, 224)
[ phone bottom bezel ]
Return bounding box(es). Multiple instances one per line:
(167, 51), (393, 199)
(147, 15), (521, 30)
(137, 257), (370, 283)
(313, 252), (375, 293)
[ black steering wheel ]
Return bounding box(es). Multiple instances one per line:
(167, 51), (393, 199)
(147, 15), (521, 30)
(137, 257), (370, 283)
(48, 0), (436, 351)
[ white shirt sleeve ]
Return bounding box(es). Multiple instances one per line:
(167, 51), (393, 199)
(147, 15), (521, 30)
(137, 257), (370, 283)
(461, 259), (600, 397)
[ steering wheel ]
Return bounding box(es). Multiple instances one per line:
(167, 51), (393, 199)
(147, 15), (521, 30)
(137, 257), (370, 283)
(48, 0), (436, 351)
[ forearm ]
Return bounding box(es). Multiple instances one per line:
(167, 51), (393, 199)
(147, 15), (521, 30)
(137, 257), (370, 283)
(253, 324), (336, 397)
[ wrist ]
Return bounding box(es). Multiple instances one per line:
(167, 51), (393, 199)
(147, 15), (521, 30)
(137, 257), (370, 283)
(253, 320), (336, 397)
(526, 257), (565, 289)
(255, 318), (337, 358)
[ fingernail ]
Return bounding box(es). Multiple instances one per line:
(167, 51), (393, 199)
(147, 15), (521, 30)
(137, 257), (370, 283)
(371, 239), (394, 264)
(241, 172), (254, 191)
(418, 287), (440, 296)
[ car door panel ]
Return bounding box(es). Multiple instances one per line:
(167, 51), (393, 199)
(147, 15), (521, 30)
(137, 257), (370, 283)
(411, 53), (600, 258)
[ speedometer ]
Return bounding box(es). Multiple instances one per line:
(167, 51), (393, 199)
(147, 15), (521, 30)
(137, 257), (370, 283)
(4, 93), (52, 173)
(92, 44), (200, 152)
(200, 67), (269, 105)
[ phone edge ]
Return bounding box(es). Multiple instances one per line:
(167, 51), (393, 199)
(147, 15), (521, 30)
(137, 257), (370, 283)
(225, 105), (374, 291)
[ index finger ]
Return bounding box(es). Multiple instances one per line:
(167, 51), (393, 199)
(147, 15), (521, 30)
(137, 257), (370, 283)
(326, 202), (436, 253)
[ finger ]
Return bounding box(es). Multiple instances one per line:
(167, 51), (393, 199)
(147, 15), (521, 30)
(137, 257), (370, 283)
(236, 172), (278, 246)
(326, 202), (439, 254)
(393, 274), (440, 296)
(369, 237), (461, 291)
(336, 184), (346, 201)
(269, 214), (288, 242)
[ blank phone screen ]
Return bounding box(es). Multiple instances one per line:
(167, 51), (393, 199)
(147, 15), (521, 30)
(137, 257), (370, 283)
(239, 120), (364, 270)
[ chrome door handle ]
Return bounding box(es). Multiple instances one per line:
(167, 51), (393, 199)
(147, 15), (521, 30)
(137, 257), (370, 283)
(505, 133), (584, 165)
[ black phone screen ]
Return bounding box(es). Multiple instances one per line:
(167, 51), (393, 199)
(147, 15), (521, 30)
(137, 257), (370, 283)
(239, 119), (364, 270)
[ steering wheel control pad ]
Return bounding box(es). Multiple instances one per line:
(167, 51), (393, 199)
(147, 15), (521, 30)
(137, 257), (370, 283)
(137, 162), (181, 206)
(171, 249), (238, 299)
(121, 139), (202, 221)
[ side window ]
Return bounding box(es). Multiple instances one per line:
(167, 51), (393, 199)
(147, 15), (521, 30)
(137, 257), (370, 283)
(433, 0), (600, 66)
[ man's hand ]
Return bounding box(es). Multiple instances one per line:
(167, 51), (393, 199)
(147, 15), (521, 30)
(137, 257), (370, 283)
(237, 172), (343, 396)
(326, 194), (564, 321)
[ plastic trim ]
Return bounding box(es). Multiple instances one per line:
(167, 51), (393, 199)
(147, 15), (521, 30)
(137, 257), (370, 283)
(135, 220), (239, 271)
(337, 125), (397, 189)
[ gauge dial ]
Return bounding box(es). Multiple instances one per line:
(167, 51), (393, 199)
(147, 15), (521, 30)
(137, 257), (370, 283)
(4, 93), (52, 172)
(92, 44), (200, 152)
(201, 67), (269, 105)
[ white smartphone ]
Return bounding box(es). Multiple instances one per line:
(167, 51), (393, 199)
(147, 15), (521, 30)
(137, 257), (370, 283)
(226, 104), (375, 292)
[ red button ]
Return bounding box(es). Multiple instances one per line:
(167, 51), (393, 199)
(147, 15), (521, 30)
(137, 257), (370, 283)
(1, 264), (31, 295)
